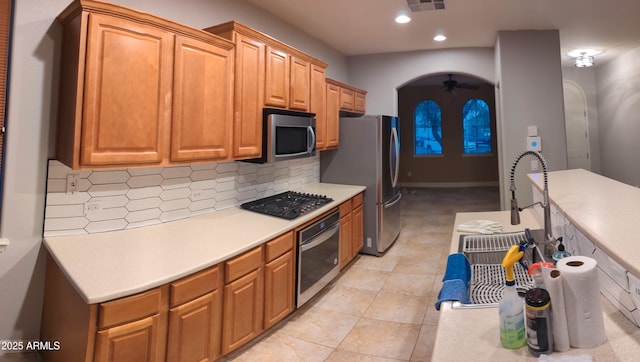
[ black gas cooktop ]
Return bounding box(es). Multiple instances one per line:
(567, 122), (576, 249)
(240, 191), (333, 220)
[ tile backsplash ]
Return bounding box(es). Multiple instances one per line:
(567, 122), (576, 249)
(44, 157), (320, 237)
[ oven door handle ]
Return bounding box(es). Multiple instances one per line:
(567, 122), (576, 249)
(300, 223), (339, 252)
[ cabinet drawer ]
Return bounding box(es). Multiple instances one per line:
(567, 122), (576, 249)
(225, 246), (263, 283)
(170, 265), (220, 307)
(265, 231), (294, 263)
(98, 286), (169, 329)
(352, 193), (364, 207)
(339, 199), (352, 216)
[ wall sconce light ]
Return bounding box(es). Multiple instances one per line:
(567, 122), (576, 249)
(575, 52), (594, 67)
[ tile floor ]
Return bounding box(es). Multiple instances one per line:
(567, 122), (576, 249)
(224, 186), (500, 361)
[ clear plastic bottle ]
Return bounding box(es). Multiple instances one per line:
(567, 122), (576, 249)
(552, 239), (571, 265)
(499, 280), (526, 348)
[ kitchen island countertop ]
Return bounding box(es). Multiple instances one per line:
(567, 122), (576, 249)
(43, 182), (365, 304)
(529, 168), (640, 277)
(433, 210), (640, 361)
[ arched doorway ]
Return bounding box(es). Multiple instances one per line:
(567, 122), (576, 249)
(397, 73), (499, 187)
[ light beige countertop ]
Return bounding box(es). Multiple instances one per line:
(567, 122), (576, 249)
(434, 209), (640, 361)
(43, 182), (365, 304)
(529, 169), (640, 277)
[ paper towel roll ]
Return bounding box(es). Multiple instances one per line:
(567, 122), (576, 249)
(542, 267), (570, 352)
(556, 256), (605, 348)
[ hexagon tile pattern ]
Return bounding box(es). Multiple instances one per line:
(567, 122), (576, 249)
(43, 157), (320, 237)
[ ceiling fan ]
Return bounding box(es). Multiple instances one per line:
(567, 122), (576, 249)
(443, 74), (479, 93)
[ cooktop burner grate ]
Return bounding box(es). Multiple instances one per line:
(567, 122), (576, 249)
(240, 191), (333, 220)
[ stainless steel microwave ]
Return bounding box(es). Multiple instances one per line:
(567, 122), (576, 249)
(245, 108), (316, 163)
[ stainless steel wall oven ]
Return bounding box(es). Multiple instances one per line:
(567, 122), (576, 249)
(296, 210), (340, 307)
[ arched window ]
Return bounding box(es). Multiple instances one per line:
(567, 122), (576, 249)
(414, 100), (442, 155)
(462, 99), (492, 154)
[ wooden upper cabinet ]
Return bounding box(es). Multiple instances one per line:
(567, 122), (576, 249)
(231, 34), (265, 159)
(289, 56), (311, 111)
(81, 13), (173, 167)
(310, 64), (327, 149)
(206, 22), (326, 109)
(325, 82), (340, 149)
(339, 87), (355, 111)
(265, 46), (289, 109)
(355, 91), (367, 114)
(326, 78), (367, 116)
(55, 1), (236, 169)
(170, 35), (234, 163)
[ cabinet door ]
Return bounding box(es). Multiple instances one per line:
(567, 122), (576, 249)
(352, 203), (364, 257)
(310, 65), (326, 150)
(354, 91), (366, 114)
(289, 56), (310, 111)
(339, 212), (353, 269)
(233, 34), (264, 159)
(222, 268), (264, 354)
(94, 314), (163, 362)
(171, 35), (233, 162)
(264, 46), (289, 108)
(339, 87), (355, 111)
(167, 291), (222, 362)
(264, 250), (295, 329)
(325, 82), (340, 149)
(82, 13), (173, 166)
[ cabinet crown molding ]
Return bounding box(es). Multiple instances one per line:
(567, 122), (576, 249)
(205, 21), (328, 68)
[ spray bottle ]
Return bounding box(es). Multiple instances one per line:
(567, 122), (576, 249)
(499, 244), (527, 349)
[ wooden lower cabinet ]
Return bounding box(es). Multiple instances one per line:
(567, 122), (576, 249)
(339, 193), (364, 269)
(222, 268), (264, 354)
(94, 286), (169, 362)
(167, 266), (223, 362)
(167, 292), (221, 362)
(94, 314), (164, 362)
(352, 201), (364, 256)
(339, 202), (354, 269)
(221, 246), (265, 354)
(264, 231), (295, 329)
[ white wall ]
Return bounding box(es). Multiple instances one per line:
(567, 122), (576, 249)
(0, 0), (348, 343)
(495, 30), (568, 210)
(596, 46), (640, 186)
(347, 48), (496, 116)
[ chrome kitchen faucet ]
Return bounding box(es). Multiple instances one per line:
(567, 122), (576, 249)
(509, 150), (555, 258)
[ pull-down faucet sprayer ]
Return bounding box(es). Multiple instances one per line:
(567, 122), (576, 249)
(509, 150), (554, 257)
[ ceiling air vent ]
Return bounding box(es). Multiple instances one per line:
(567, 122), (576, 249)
(407, 0), (445, 12)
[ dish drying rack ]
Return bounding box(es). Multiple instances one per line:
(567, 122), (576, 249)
(460, 231), (536, 304)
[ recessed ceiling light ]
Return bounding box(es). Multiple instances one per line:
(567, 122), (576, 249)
(395, 10), (411, 24)
(434, 29), (446, 41)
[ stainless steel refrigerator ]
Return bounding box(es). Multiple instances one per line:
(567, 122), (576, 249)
(320, 115), (401, 256)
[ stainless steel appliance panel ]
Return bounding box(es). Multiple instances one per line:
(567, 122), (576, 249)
(297, 210), (340, 307)
(320, 115), (401, 255)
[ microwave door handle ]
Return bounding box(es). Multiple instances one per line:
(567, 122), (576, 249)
(307, 126), (316, 153)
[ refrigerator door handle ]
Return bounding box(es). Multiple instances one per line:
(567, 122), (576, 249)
(390, 127), (400, 188)
(384, 192), (402, 208)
